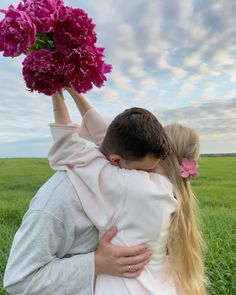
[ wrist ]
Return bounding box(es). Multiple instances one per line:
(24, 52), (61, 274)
(94, 249), (102, 276)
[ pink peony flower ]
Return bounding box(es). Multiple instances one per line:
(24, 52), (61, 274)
(22, 49), (67, 95)
(1, 1), (112, 95)
(63, 46), (112, 93)
(180, 158), (198, 178)
(22, 44), (111, 96)
(18, 0), (64, 33)
(0, 5), (36, 57)
(53, 6), (97, 49)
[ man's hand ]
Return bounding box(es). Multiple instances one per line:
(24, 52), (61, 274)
(95, 227), (152, 278)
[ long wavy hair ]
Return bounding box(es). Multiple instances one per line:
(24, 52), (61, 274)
(160, 123), (208, 295)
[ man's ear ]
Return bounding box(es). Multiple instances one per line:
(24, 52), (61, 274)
(108, 154), (122, 166)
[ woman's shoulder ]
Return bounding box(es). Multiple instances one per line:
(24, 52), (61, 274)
(151, 172), (172, 189)
(151, 173), (177, 203)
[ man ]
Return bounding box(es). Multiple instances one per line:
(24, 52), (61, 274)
(3, 92), (153, 294)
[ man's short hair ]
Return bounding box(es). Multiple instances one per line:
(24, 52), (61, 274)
(100, 107), (170, 160)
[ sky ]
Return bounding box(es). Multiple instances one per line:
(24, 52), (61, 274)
(0, 0), (236, 157)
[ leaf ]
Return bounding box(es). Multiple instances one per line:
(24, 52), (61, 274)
(27, 33), (55, 52)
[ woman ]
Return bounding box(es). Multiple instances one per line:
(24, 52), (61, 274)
(160, 124), (208, 294)
(49, 89), (207, 295)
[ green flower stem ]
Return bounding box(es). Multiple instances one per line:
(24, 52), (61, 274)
(28, 33), (55, 52)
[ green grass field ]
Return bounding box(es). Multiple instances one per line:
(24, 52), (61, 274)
(0, 157), (235, 294)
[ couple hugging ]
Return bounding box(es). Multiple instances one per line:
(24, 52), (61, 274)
(4, 88), (207, 295)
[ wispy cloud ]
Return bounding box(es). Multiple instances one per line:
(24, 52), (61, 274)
(155, 97), (236, 142)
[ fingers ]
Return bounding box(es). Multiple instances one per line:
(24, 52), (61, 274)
(113, 246), (151, 278)
(65, 87), (73, 94)
(101, 227), (148, 257)
(116, 243), (149, 257)
(97, 227), (152, 278)
(120, 258), (150, 278)
(100, 226), (118, 243)
(123, 258), (150, 273)
(119, 249), (152, 266)
(52, 90), (63, 96)
(108, 257), (149, 279)
(113, 251), (151, 278)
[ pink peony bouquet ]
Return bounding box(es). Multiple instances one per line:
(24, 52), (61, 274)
(0, 0), (112, 95)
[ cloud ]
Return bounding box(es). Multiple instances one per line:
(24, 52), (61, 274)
(177, 82), (196, 97)
(155, 97), (236, 140)
(213, 51), (235, 66)
(1, 0), (236, 155)
(183, 52), (202, 67)
(197, 82), (219, 101)
(196, 63), (219, 76)
(227, 68), (236, 82)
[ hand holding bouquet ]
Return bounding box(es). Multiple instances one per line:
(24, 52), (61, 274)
(0, 0), (112, 95)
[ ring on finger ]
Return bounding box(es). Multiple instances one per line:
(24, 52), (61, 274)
(128, 264), (132, 272)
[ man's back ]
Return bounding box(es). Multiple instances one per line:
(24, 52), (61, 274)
(4, 171), (98, 295)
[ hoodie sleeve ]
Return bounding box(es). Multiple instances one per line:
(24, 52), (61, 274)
(48, 124), (127, 232)
(79, 108), (109, 147)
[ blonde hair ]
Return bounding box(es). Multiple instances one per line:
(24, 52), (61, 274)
(160, 123), (208, 295)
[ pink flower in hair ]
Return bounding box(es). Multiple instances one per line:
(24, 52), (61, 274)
(180, 158), (198, 178)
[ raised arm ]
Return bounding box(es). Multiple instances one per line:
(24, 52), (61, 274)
(66, 88), (109, 146)
(66, 87), (92, 116)
(51, 91), (72, 124)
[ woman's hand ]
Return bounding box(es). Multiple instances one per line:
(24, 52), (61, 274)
(65, 87), (74, 95)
